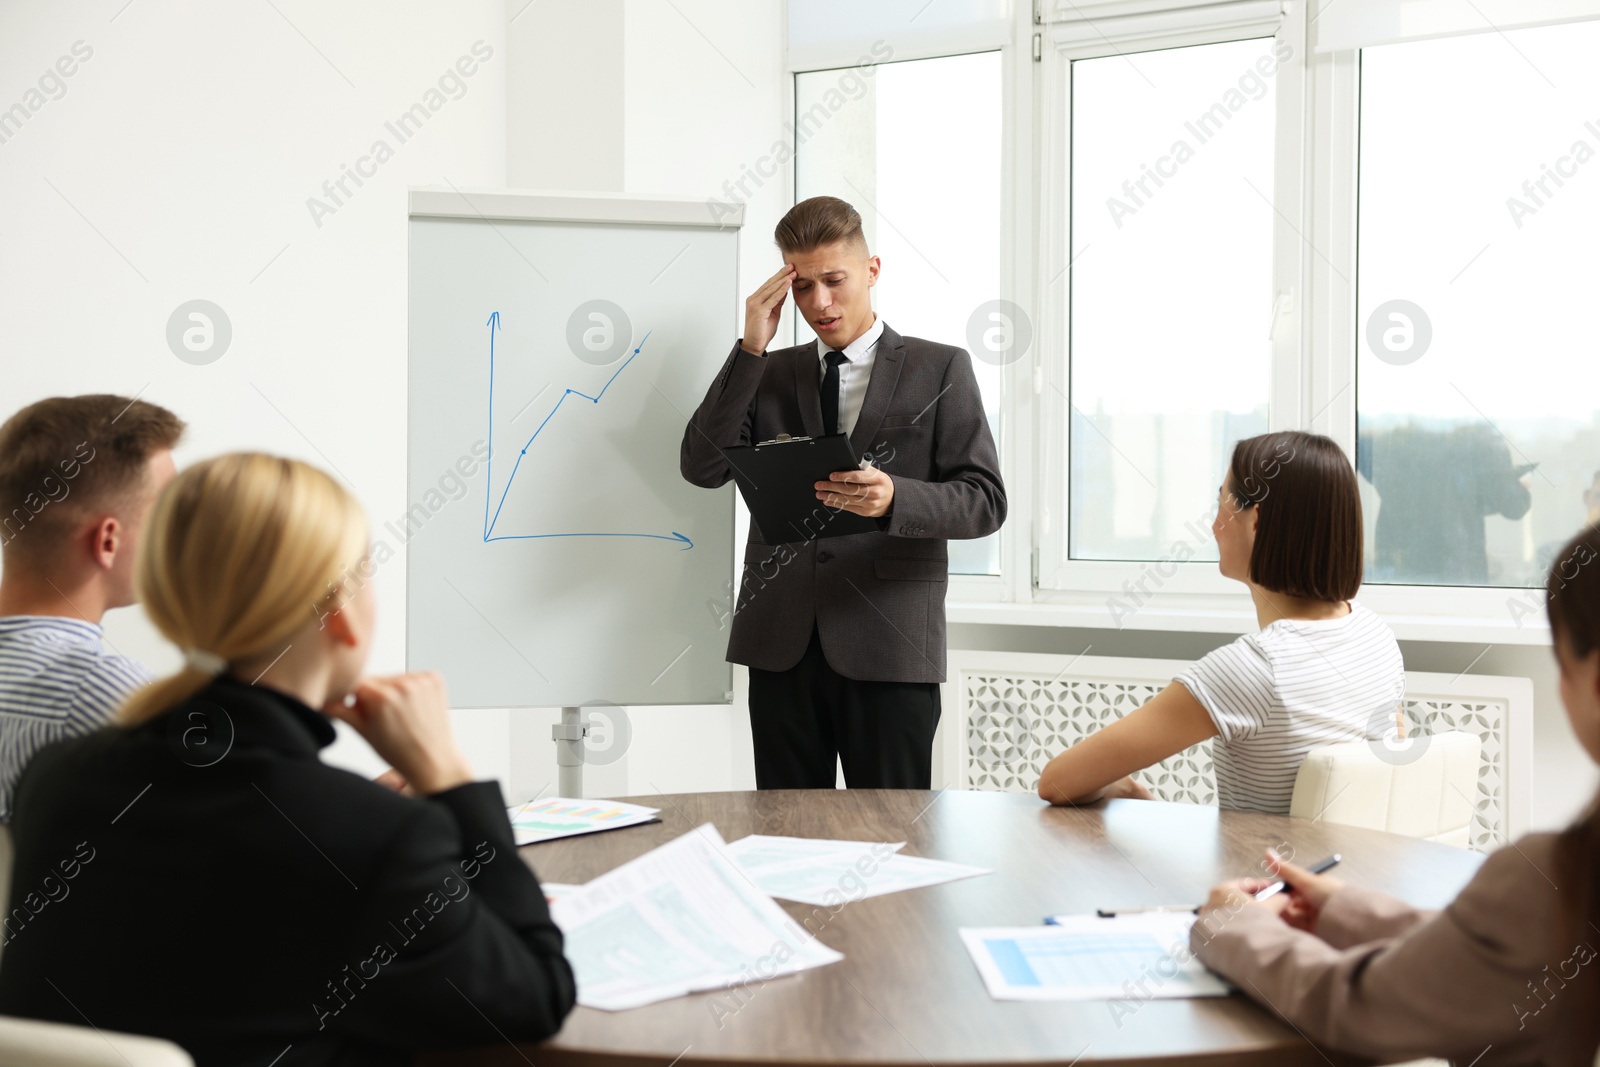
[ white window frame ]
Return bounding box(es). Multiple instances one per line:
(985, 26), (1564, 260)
(787, 0), (1584, 644)
(1033, 0), (1297, 606)
(786, 25), (1029, 599)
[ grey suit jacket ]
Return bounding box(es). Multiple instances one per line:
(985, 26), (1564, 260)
(680, 323), (1005, 683)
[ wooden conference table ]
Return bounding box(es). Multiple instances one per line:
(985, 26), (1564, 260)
(424, 789), (1485, 1067)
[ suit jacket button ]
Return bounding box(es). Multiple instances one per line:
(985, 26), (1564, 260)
(817, 550), (831, 563)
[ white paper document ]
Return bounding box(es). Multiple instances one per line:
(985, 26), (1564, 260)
(959, 914), (1231, 1002)
(724, 834), (906, 868)
(538, 882), (583, 905)
(725, 834), (991, 906)
(549, 824), (843, 1011)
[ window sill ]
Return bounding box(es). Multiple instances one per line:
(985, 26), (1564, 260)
(946, 593), (1554, 645)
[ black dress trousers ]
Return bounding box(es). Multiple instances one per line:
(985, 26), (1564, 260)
(747, 624), (941, 789)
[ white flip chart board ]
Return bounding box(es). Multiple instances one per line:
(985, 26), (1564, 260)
(406, 188), (739, 708)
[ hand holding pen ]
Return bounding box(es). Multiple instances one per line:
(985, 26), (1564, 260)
(1195, 851), (1344, 930)
(1095, 851), (1344, 924)
(1252, 851), (1343, 931)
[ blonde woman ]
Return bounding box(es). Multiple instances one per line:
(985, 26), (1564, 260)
(0, 454), (574, 1066)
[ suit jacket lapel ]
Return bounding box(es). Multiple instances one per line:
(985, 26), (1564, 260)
(849, 322), (905, 456)
(793, 344), (825, 439)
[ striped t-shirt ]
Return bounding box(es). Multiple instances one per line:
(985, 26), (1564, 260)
(1175, 601), (1404, 814)
(0, 616), (149, 821)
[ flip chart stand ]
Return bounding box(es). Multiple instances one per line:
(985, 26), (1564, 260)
(552, 707), (588, 798)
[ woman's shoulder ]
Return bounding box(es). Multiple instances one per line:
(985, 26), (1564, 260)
(1255, 600), (1398, 654)
(1467, 832), (1563, 888)
(1448, 832), (1567, 937)
(21, 713), (136, 781)
(1192, 629), (1274, 672)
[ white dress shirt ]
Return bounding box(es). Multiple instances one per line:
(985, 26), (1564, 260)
(815, 315), (884, 439)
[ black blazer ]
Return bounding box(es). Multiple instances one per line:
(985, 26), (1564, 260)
(0, 676), (575, 1067)
(680, 323), (1006, 683)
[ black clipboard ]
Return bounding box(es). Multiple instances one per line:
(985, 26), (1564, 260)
(719, 434), (881, 543)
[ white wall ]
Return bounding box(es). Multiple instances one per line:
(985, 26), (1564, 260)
(0, 0), (508, 779)
(507, 0), (624, 190)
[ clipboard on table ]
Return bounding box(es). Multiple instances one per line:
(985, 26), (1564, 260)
(719, 434), (881, 543)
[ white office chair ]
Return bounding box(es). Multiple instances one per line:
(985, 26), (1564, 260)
(1291, 733), (1478, 1067)
(1289, 731), (1482, 846)
(0, 1016), (192, 1067)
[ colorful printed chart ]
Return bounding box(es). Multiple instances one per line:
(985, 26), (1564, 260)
(959, 915), (1231, 1001)
(508, 797), (661, 845)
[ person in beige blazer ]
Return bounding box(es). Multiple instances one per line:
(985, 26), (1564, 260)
(1190, 525), (1600, 1067)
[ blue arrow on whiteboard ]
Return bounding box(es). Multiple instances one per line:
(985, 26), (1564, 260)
(482, 312), (690, 549)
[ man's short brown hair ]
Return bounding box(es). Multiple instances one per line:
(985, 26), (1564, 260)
(775, 196), (868, 256)
(1228, 430), (1363, 602)
(0, 394), (186, 558)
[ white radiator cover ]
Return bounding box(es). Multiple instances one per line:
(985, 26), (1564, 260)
(936, 650), (1534, 852)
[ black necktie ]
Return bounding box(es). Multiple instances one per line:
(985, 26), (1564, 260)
(821, 350), (848, 436)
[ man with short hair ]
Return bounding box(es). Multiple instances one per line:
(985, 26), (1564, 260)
(681, 196), (1006, 789)
(0, 394), (185, 821)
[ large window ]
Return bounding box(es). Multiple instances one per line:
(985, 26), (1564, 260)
(787, 0), (1600, 636)
(1357, 21), (1600, 588)
(793, 50), (1003, 576)
(1068, 38), (1277, 563)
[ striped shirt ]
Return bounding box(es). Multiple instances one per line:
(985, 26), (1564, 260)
(0, 616), (149, 821)
(1175, 601), (1404, 814)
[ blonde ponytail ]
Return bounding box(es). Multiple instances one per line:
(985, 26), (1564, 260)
(119, 667), (220, 729)
(119, 453), (368, 726)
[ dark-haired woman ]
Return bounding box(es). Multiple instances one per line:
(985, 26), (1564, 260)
(1038, 431), (1402, 813)
(1191, 526), (1600, 1067)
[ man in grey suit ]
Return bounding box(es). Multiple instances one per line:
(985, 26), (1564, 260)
(680, 196), (1006, 789)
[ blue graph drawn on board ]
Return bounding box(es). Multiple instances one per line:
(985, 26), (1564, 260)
(482, 311), (691, 549)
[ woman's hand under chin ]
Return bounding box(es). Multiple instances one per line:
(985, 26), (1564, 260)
(324, 671), (474, 795)
(372, 768), (415, 796)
